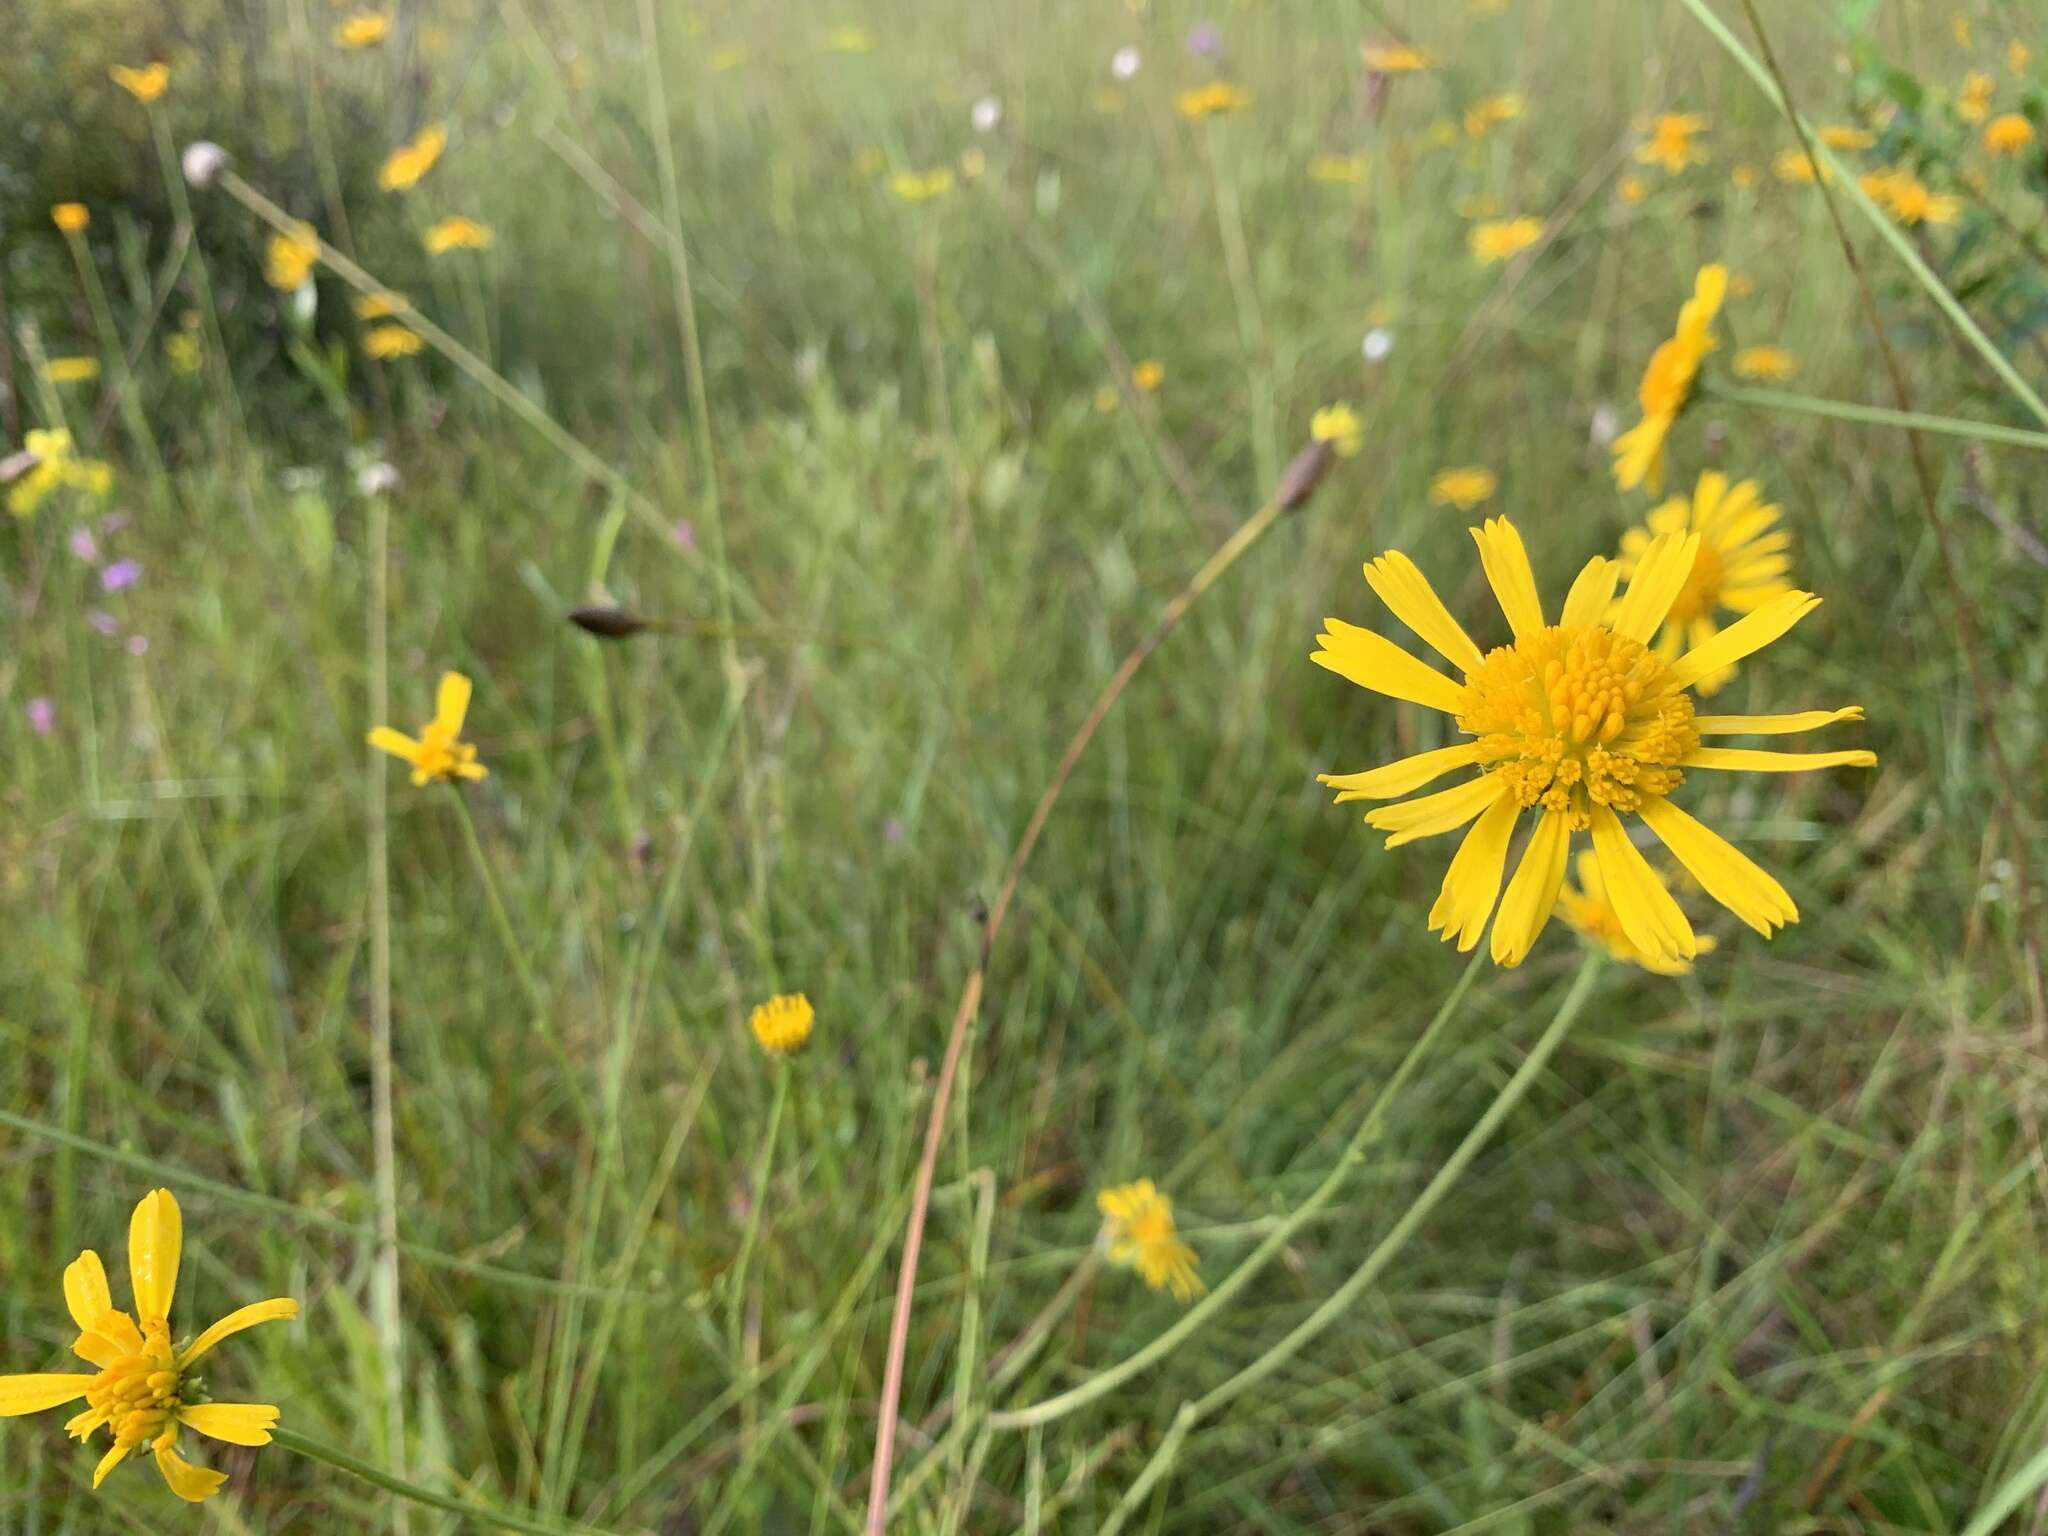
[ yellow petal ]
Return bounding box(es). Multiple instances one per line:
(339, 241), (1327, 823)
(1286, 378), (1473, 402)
(128, 1187), (182, 1324)
(1427, 789), (1520, 950)
(1685, 747), (1877, 773)
(1694, 707), (1865, 735)
(92, 1438), (133, 1488)
(1365, 775), (1506, 848)
(1668, 591), (1819, 690)
(72, 1329), (127, 1369)
(1362, 551), (1484, 672)
(1468, 517), (1545, 639)
(64, 1250), (112, 1332)
(435, 670), (472, 735)
(366, 726), (422, 763)
(1490, 808), (1571, 966)
(0, 1373), (95, 1416)
(180, 1297), (299, 1368)
(179, 1402), (281, 1447)
(1559, 557), (1619, 629)
(1319, 743), (1482, 802)
(1611, 530), (1701, 643)
(1588, 806), (1695, 964)
(1611, 416), (1668, 495)
(1310, 619), (1469, 714)
(154, 1441), (228, 1502)
(1639, 797), (1796, 936)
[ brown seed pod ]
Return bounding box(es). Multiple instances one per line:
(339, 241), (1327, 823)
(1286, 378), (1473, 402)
(1275, 438), (1335, 511)
(568, 605), (651, 639)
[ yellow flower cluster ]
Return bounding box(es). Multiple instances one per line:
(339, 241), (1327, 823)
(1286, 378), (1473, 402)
(7, 429), (114, 517)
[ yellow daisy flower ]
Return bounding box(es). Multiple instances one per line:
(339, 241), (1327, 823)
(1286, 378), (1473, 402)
(264, 220), (321, 291)
(748, 992), (815, 1055)
(1556, 849), (1715, 974)
(1612, 264), (1724, 494)
(1771, 149), (1830, 185)
(1469, 217), (1544, 264)
(109, 63), (170, 103)
(378, 124), (447, 192)
(367, 671), (488, 785)
(889, 169), (955, 203)
(1959, 70), (1995, 124)
(1132, 359), (1165, 392)
(1819, 124), (1875, 150)
(1984, 113), (2036, 155)
(1429, 466), (1497, 510)
(1618, 175), (1649, 204)
(1635, 112), (1709, 173)
(1310, 403), (1365, 457)
(0, 1189), (297, 1503)
(1464, 93), (1523, 139)
(1615, 471), (1795, 693)
(364, 324), (424, 359)
(335, 11), (391, 47)
(424, 216), (494, 254)
(1729, 163), (1761, 188)
(1312, 515), (1874, 966)
(1732, 345), (1797, 381)
(1175, 81), (1253, 120)
(47, 356), (101, 384)
(1865, 167), (1961, 225)
(354, 290), (409, 320)
(2009, 40), (2031, 74)
(52, 202), (90, 234)
(7, 429), (113, 518)
(1360, 41), (1432, 74)
(1097, 1180), (1203, 1302)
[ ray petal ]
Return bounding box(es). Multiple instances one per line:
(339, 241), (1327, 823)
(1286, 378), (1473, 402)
(153, 1441), (228, 1503)
(1639, 797), (1797, 936)
(1588, 806), (1696, 963)
(1365, 775), (1506, 848)
(179, 1298), (300, 1369)
(1559, 557), (1620, 629)
(63, 1251), (112, 1333)
(179, 1402), (280, 1447)
(1469, 518), (1545, 639)
(1363, 551), (1486, 672)
(1427, 790), (1520, 951)
(1489, 808), (1571, 966)
(1668, 590), (1820, 690)
(1685, 747), (1877, 773)
(1612, 530), (1702, 643)
(1319, 743), (1482, 802)
(1694, 707), (1865, 735)
(1310, 619), (1469, 714)
(0, 1373), (96, 1417)
(127, 1188), (181, 1326)
(434, 671), (472, 735)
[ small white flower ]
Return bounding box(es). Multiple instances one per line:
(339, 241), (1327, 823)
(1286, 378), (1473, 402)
(1361, 327), (1393, 362)
(356, 461), (400, 496)
(1589, 403), (1620, 447)
(182, 141), (230, 188)
(1111, 46), (1141, 80)
(971, 96), (1002, 133)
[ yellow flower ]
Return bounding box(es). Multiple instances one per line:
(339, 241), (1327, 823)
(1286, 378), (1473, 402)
(1555, 850), (1715, 974)
(1952, 14), (1971, 47)
(47, 356), (101, 385)
(364, 324), (424, 359)
(708, 43), (747, 72)
(367, 672), (488, 785)
(1429, 466), (1497, 511)
(1175, 81), (1252, 120)
(2009, 40), (2031, 74)
(378, 124), (447, 192)
(1310, 403), (1364, 458)
(1635, 112), (1709, 173)
(889, 169), (954, 203)
(264, 220), (321, 291)
(1464, 93), (1523, 138)
(1819, 124), (1875, 150)
(354, 290), (408, 320)
(1132, 359), (1165, 392)
(1732, 345), (1797, 381)
(1313, 516), (1874, 966)
(1361, 41), (1432, 73)
(52, 203), (90, 234)
(1097, 1180), (1203, 1302)
(1865, 167), (1961, 225)
(1094, 384), (1121, 413)
(1618, 175), (1649, 204)
(1614, 471), (1796, 694)
(424, 216), (494, 254)
(959, 146), (987, 180)
(1771, 149), (1831, 185)
(165, 333), (202, 376)
(1984, 112), (2036, 155)
(748, 993), (815, 1055)
(7, 429), (114, 517)
(816, 24), (874, 52)
(1308, 153), (1369, 185)
(0, 1188), (297, 1503)
(1729, 163), (1760, 188)
(1959, 70), (1995, 123)
(1469, 217), (1543, 264)
(109, 63), (170, 103)
(1613, 264), (1724, 494)
(335, 11), (391, 47)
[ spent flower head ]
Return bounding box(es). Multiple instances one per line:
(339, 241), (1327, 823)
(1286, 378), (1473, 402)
(368, 671), (487, 785)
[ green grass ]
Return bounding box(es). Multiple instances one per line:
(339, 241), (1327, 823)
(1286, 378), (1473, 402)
(5, 0), (2048, 1529)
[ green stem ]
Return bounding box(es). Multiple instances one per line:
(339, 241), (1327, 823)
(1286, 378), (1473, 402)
(275, 1428), (621, 1535)
(1703, 382), (2048, 451)
(987, 946), (1490, 1432)
(727, 1062), (790, 1351)
(1673, 0), (2048, 430)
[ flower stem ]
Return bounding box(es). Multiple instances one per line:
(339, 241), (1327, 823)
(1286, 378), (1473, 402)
(274, 1427), (620, 1536)
(1702, 381), (2048, 452)
(727, 1061), (790, 1353)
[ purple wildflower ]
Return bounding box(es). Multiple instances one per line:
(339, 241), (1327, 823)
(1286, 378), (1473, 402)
(26, 697), (55, 736)
(101, 558), (142, 592)
(1186, 22), (1221, 55)
(68, 528), (99, 562)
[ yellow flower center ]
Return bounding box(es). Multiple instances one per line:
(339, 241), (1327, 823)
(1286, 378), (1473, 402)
(86, 1322), (186, 1451)
(413, 721), (480, 782)
(1460, 624), (1698, 828)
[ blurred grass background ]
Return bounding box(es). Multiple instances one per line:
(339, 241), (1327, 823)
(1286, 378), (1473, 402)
(4, 0), (2048, 1529)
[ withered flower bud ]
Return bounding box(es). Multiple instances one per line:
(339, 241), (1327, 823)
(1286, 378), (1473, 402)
(1275, 438), (1335, 511)
(569, 605), (652, 639)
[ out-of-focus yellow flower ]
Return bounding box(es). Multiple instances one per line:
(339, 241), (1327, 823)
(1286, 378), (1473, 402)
(1469, 216), (1543, 264)
(1556, 850), (1716, 974)
(2008, 40), (2031, 74)
(52, 203), (90, 234)
(1176, 80), (1252, 120)
(1310, 403), (1364, 457)
(424, 216), (494, 254)
(959, 146), (987, 180)
(1864, 167), (1961, 225)
(355, 291), (408, 320)
(1820, 124), (1875, 150)
(889, 168), (954, 202)
(1732, 345), (1796, 381)
(0, 1189), (298, 1503)
(367, 672), (487, 785)
(1951, 14), (1970, 47)
(264, 221), (321, 291)
(1729, 163), (1760, 188)
(1959, 70), (1995, 123)
(1429, 466), (1497, 510)
(708, 43), (747, 72)
(1463, 93), (1522, 139)
(109, 63), (170, 103)
(335, 11), (391, 47)
(364, 325), (424, 359)
(1772, 149), (1831, 184)
(1097, 1180), (1203, 1303)
(748, 993), (815, 1055)
(1312, 514), (1872, 965)
(1132, 359), (1165, 392)
(165, 333), (202, 376)
(1619, 175), (1648, 204)
(7, 430), (114, 517)
(1635, 112), (1709, 173)
(816, 24), (873, 52)
(1094, 384), (1121, 413)
(1308, 153), (1368, 184)
(1984, 113), (2036, 155)
(1428, 117), (1460, 147)
(378, 125), (447, 192)
(852, 146), (886, 178)
(47, 357), (100, 385)
(1361, 41), (1431, 73)
(1613, 264), (1724, 494)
